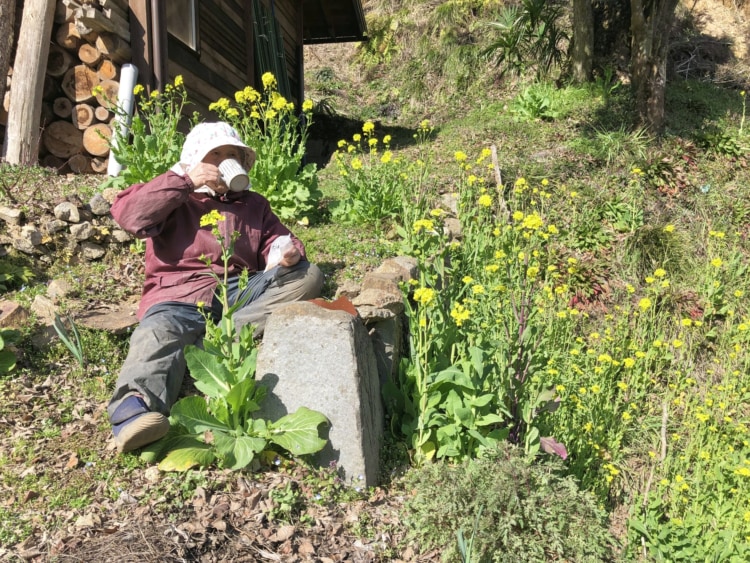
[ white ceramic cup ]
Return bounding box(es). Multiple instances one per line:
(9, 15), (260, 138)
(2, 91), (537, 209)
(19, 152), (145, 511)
(218, 158), (249, 192)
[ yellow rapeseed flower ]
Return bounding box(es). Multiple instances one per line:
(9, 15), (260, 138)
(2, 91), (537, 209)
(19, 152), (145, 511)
(638, 298), (652, 311)
(478, 194), (492, 207)
(262, 72), (277, 90)
(362, 121), (375, 134)
(412, 219), (434, 233)
(450, 303), (471, 326)
(413, 287), (436, 306)
(200, 210), (224, 227)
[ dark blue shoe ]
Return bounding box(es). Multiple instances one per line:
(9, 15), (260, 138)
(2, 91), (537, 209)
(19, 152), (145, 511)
(111, 395), (169, 453)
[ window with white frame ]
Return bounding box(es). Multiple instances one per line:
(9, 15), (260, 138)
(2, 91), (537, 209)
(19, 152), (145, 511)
(166, 0), (198, 50)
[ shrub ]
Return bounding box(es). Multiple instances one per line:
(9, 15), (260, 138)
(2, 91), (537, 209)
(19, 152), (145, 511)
(402, 443), (616, 562)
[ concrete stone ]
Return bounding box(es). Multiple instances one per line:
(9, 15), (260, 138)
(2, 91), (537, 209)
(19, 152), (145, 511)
(368, 316), (403, 385)
(256, 301), (383, 487)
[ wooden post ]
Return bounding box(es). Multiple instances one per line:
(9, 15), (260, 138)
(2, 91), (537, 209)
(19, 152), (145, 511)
(2, 0), (56, 165)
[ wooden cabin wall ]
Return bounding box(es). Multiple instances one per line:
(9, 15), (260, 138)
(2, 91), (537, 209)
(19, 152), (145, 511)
(272, 0), (303, 106)
(167, 0), (252, 117)
(168, 0), (303, 116)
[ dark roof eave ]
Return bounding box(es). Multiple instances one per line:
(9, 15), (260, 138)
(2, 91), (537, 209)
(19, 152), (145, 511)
(303, 34), (367, 45)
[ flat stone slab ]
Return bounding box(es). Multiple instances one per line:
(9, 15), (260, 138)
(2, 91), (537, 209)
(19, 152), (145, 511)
(75, 299), (139, 334)
(256, 301), (383, 487)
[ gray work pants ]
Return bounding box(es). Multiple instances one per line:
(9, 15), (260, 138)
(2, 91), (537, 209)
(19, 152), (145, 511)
(107, 262), (323, 419)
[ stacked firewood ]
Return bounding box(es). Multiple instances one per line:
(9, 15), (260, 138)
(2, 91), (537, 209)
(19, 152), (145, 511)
(19, 0), (131, 173)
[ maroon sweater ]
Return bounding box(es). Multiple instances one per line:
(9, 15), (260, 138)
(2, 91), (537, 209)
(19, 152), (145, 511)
(111, 171), (306, 319)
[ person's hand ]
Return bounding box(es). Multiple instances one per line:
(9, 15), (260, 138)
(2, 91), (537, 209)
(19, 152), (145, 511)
(187, 162), (229, 194)
(279, 245), (301, 267)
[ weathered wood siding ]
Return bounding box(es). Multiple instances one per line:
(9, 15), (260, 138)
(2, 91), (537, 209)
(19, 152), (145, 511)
(166, 0), (302, 117)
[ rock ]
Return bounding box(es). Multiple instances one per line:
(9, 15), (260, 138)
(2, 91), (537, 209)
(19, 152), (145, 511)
(334, 279), (360, 300)
(79, 242), (105, 261)
(110, 229), (132, 243)
(12, 225), (43, 254)
(70, 221), (94, 241)
(31, 295), (57, 325)
(0, 300), (29, 328)
(76, 300), (139, 334)
(101, 187), (120, 205)
(256, 301), (383, 487)
(0, 205), (23, 226)
(352, 286), (404, 321)
(441, 192), (459, 215)
(47, 279), (74, 301)
(444, 217), (462, 240)
(375, 256), (418, 282)
(89, 193), (111, 215)
(54, 201), (80, 223)
(45, 219), (69, 234)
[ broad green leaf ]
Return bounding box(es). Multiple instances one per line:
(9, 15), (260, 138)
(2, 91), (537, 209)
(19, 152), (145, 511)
(454, 406), (473, 427)
(158, 443), (215, 471)
(444, 389), (463, 415)
(0, 349), (16, 374)
(225, 378), (258, 422)
(469, 393), (495, 408)
(432, 366), (475, 390)
(418, 440), (436, 461)
(213, 430), (266, 470)
(476, 413), (506, 427)
(171, 396), (227, 434)
(139, 423), (197, 462)
(468, 346), (485, 377)
(184, 345), (233, 397)
(268, 407), (328, 455)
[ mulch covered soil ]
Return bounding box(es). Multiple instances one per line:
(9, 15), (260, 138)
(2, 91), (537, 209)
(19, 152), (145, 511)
(0, 366), (431, 562)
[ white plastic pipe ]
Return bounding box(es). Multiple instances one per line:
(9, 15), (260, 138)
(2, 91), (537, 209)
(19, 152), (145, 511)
(107, 63), (139, 177)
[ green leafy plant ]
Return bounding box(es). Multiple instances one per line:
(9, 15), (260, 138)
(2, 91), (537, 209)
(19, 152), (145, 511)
(100, 75), (194, 190)
(403, 443), (616, 562)
(209, 72), (321, 223)
(0, 328), (20, 375)
(141, 210), (328, 471)
(53, 313), (84, 367)
(0, 261), (34, 292)
(483, 0), (568, 80)
(510, 83), (561, 121)
(332, 119), (431, 230)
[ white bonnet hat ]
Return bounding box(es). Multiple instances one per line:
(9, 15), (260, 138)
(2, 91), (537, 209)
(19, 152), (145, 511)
(174, 122), (256, 173)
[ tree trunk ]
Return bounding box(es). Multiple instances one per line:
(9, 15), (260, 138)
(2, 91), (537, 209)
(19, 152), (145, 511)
(630, 0), (680, 133)
(0, 0), (16, 112)
(572, 0), (594, 83)
(3, 0), (56, 165)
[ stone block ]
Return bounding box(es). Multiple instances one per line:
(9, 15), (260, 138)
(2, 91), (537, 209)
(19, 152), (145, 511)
(256, 301), (383, 487)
